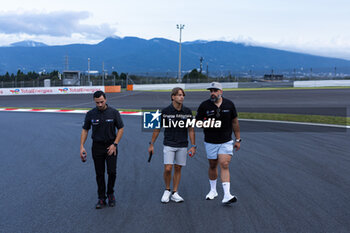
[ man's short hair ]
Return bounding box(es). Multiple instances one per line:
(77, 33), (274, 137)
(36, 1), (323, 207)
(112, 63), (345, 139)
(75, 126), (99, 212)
(171, 87), (185, 101)
(93, 91), (106, 99)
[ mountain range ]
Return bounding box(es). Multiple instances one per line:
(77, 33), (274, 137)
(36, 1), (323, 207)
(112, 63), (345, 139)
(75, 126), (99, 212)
(1, 37), (350, 75)
(10, 40), (48, 47)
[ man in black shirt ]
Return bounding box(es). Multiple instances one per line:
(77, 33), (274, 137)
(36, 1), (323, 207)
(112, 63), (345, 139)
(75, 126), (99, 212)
(148, 87), (196, 203)
(80, 91), (124, 209)
(196, 82), (241, 204)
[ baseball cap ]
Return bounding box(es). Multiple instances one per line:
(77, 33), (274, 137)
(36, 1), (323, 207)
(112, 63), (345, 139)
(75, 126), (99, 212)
(207, 82), (222, 90)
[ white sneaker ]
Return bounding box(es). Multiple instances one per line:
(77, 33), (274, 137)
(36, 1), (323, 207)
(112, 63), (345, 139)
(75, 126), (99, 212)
(206, 190), (218, 200)
(222, 194), (237, 204)
(161, 190), (171, 203)
(171, 192), (184, 203)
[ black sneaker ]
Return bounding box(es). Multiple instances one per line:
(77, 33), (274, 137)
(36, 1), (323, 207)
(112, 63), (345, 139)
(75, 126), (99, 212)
(95, 199), (106, 209)
(108, 194), (116, 207)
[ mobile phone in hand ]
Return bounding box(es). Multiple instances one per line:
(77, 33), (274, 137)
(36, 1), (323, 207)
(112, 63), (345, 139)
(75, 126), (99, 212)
(82, 152), (87, 162)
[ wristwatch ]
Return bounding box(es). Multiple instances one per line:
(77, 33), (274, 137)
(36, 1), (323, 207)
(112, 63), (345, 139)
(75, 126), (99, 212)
(191, 145), (197, 148)
(235, 138), (242, 143)
(113, 142), (118, 147)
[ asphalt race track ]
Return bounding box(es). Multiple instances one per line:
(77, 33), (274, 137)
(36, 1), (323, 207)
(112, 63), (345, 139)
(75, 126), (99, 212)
(1, 88), (350, 116)
(0, 89), (350, 233)
(1, 112), (350, 233)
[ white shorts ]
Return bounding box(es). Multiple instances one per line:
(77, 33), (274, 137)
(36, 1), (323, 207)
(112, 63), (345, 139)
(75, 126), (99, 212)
(204, 140), (234, 160)
(163, 146), (187, 166)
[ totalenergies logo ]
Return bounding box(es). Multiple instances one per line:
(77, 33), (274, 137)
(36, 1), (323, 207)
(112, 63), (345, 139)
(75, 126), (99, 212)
(59, 88), (69, 93)
(10, 89), (20, 94)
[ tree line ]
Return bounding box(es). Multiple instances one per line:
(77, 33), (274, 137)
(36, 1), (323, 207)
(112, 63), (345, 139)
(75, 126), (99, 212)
(0, 69), (212, 83)
(3, 68), (343, 85)
(0, 70), (128, 82)
(0, 70), (60, 82)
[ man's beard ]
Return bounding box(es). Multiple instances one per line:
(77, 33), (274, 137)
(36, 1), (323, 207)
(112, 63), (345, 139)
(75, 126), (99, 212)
(210, 94), (221, 102)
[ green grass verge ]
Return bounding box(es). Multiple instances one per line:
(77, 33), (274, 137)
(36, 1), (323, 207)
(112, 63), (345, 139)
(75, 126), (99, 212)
(239, 112), (350, 126)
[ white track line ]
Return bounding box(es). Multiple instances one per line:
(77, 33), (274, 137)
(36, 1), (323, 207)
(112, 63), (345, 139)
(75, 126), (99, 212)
(0, 108), (142, 115)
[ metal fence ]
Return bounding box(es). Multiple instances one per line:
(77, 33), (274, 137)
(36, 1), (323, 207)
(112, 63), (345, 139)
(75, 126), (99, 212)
(1, 73), (350, 89)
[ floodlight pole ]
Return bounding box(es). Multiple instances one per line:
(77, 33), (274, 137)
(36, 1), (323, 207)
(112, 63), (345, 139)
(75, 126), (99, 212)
(88, 58), (91, 85)
(102, 61), (104, 86)
(177, 24), (185, 83)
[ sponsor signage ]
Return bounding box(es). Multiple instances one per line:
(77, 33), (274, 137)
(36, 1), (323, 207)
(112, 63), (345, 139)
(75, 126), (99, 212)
(0, 86), (105, 96)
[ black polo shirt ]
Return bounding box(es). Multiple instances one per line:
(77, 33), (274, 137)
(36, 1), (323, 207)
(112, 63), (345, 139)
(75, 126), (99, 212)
(83, 105), (124, 143)
(161, 104), (193, 148)
(196, 97), (237, 144)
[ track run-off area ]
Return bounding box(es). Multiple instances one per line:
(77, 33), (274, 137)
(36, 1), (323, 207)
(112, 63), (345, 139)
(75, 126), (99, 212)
(0, 88), (350, 233)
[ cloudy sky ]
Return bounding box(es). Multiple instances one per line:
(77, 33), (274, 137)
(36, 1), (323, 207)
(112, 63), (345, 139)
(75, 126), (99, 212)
(1, 0), (350, 59)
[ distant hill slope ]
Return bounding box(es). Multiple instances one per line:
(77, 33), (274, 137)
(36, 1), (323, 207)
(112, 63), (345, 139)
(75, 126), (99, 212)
(0, 37), (349, 75)
(10, 40), (48, 47)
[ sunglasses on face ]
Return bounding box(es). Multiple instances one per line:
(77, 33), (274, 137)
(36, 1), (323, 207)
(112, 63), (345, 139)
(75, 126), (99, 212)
(216, 108), (221, 118)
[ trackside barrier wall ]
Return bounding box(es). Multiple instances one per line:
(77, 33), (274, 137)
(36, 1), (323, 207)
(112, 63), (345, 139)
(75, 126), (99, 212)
(132, 82), (238, 91)
(238, 82), (293, 88)
(0, 86), (105, 96)
(105, 86), (121, 93)
(132, 84), (185, 90)
(2, 81), (348, 95)
(293, 80), (350, 87)
(127, 85), (134, 91)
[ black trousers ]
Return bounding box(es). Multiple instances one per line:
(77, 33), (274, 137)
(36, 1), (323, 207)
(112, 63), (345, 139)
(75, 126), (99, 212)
(92, 141), (118, 200)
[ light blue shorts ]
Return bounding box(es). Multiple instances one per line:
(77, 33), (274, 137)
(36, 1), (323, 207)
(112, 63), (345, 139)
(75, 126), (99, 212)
(204, 140), (234, 159)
